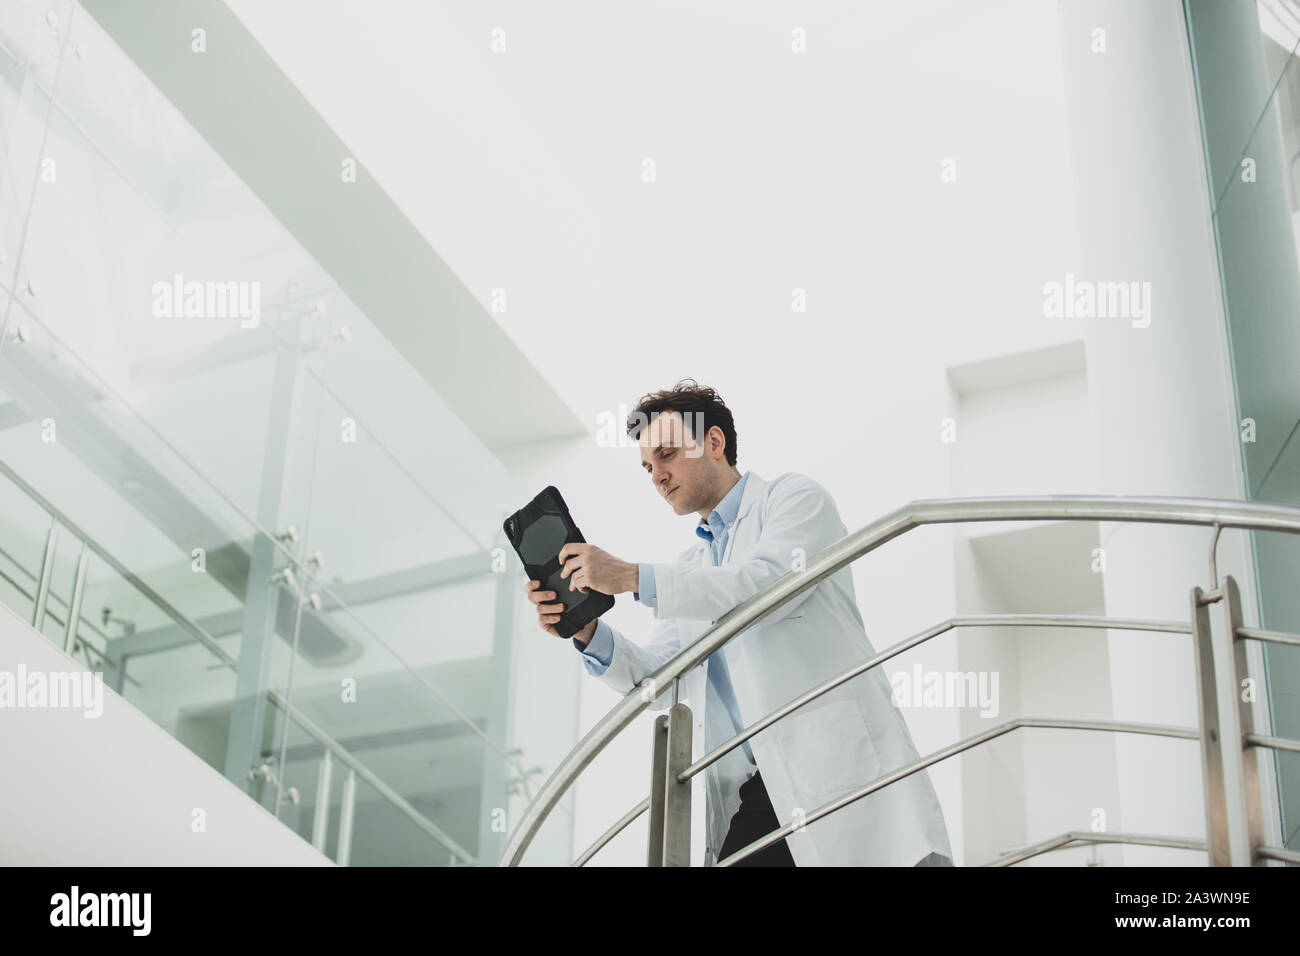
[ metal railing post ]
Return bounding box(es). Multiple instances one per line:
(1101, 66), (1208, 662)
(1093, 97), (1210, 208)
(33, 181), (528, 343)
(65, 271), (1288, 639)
(1220, 575), (1266, 865)
(311, 749), (334, 853)
(662, 702), (693, 866)
(647, 715), (669, 866)
(62, 541), (89, 655)
(647, 702), (693, 867)
(32, 516), (59, 633)
(337, 768), (357, 866)
(1191, 585), (1232, 865)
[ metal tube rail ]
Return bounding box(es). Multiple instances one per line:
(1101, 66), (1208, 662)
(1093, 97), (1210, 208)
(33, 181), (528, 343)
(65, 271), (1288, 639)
(1245, 733), (1300, 756)
(0, 458), (232, 663)
(1257, 845), (1300, 865)
(500, 494), (1300, 867)
(713, 602), (1300, 866)
(1238, 626), (1300, 648)
(716, 716), (1198, 866)
(985, 831), (1208, 867)
(682, 614), (1190, 784)
(575, 613), (1194, 866)
(573, 798), (650, 867)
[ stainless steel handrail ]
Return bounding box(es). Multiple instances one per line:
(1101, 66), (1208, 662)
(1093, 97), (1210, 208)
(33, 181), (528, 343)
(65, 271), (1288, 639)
(987, 830), (1209, 866)
(1257, 845), (1300, 864)
(0, 459), (233, 662)
(567, 612), (1191, 867)
(716, 715), (1199, 866)
(573, 797), (651, 867)
(1238, 626), (1300, 648)
(686, 614), (1190, 784)
(500, 494), (1300, 867)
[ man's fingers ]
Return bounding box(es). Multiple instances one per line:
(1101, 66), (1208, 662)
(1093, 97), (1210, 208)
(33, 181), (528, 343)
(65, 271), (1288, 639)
(559, 555), (582, 579)
(526, 579), (565, 636)
(526, 584), (559, 607)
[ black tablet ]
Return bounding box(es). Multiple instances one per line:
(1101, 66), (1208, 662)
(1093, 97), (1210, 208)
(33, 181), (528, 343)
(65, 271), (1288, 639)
(504, 486), (615, 639)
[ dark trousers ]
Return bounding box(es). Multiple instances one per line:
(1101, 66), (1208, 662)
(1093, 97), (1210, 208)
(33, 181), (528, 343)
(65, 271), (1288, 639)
(718, 771), (797, 866)
(718, 771), (954, 867)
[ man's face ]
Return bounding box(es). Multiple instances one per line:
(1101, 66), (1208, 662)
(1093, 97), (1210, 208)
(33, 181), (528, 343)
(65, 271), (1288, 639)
(639, 411), (723, 518)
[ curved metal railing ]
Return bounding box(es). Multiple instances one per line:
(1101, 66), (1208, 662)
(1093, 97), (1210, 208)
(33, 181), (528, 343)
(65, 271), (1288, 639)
(499, 495), (1300, 867)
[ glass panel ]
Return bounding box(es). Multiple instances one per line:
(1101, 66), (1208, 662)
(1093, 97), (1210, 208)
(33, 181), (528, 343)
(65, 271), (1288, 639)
(0, 314), (290, 610)
(1208, 57), (1300, 491)
(0, 0), (72, 304)
(302, 294), (522, 549)
(0, 0), (580, 865)
(11, 5), (333, 530)
(1188, 0), (1300, 202)
(342, 775), (468, 867)
(290, 306), (578, 864)
(273, 561), (519, 865)
(300, 388), (488, 591)
(0, 310), (304, 795)
(1186, 0), (1300, 861)
(1278, 750), (1300, 853)
(1250, 428), (1300, 856)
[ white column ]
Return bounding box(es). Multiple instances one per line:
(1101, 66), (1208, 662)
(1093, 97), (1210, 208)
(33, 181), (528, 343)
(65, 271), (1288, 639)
(1056, 0), (1259, 865)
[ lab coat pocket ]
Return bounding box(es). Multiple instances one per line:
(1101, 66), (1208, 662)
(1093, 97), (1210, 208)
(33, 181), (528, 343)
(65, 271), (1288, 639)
(774, 699), (882, 797)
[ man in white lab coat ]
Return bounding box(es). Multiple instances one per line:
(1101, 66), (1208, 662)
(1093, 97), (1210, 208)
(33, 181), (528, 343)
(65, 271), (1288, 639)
(526, 380), (953, 866)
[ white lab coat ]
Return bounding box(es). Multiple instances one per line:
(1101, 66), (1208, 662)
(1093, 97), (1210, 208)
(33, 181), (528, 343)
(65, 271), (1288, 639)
(591, 470), (952, 866)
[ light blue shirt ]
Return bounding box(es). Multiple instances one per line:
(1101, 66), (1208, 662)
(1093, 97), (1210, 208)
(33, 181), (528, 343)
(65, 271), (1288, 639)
(574, 472), (758, 769)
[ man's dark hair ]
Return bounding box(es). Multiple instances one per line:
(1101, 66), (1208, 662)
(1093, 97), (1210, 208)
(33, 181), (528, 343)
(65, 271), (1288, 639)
(626, 378), (738, 467)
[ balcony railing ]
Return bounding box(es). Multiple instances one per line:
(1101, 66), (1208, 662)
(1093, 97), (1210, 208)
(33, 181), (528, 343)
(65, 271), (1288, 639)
(500, 495), (1300, 867)
(0, 453), (478, 865)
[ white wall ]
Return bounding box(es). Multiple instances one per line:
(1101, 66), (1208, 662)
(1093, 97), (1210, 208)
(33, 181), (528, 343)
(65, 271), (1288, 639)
(0, 602), (331, 865)
(948, 346), (1121, 866)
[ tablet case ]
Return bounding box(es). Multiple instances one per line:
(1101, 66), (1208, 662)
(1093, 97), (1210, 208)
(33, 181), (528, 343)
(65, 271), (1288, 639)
(504, 486), (615, 639)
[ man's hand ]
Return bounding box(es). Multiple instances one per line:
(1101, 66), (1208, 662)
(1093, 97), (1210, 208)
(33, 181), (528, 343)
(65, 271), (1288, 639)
(526, 580), (597, 645)
(557, 543), (638, 597)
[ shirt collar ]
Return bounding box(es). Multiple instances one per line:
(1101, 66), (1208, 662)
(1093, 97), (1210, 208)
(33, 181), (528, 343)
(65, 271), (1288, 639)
(695, 472), (749, 542)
